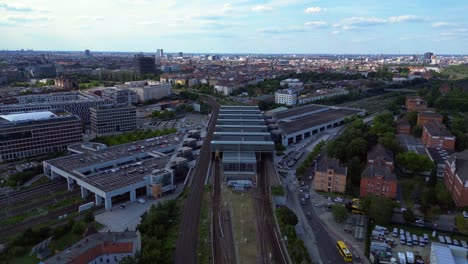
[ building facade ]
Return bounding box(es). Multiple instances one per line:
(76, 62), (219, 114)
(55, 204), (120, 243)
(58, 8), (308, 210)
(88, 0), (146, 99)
(405, 96), (428, 112)
(422, 122), (456, 150)
(275, 89), (298, 106)
(417, 111), (443, 127)
(397, 119), (411, 134)
(0, 110), (82, 162)
(101, 87), (138, 105)
(0, 92), (111, 124)
(360, 145), (397, 198)
(90, 105), (137, 136)
(313, 156), (347, 193)
(444, 150), (468, 207)
(133, 55), (155, 75)
(129, 83), (172, 102)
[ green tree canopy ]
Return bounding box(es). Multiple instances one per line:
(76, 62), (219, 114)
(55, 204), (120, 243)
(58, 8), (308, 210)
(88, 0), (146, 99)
(396, 152), (434, 174)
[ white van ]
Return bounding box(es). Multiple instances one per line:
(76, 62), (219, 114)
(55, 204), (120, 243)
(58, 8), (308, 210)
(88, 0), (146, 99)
(461, 240), (468, 248)
(423, 233), (429, 243)
(393, 227), (399, 237)
(453, 239), (460, 247)
(375, 225), (388, 234)
(445, 236), (453, 245)
(398, 252), (407, 264)
(438, 235), (446, 244)
(406, 252), (414, 264)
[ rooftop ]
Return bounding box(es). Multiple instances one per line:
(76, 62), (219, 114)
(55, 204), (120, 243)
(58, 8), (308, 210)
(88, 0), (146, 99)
(367, 144), (394, 164)
(44, 231), (140, 264)
(431, 242), (468, 264)
(424, 122), (454, 138)
(316, 155), (347, 175)
(273, 104), (329, 120)
(279, 108), (363, 135)
(361, 164), (396, 181)
(0, 111), (57, 122)
(446, 150), (468, 183)
(44, 134), (180, 192)
(427, 147), (454, 165)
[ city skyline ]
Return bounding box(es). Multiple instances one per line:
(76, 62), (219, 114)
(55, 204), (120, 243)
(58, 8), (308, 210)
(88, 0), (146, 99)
(0, 0), (468, 54)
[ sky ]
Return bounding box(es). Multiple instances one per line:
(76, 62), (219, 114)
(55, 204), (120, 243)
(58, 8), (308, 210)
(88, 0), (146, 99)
(0, 0), (467, 54)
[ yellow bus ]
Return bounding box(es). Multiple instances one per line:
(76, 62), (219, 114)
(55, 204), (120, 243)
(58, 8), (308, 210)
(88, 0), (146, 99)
(336, 240), (353, 262)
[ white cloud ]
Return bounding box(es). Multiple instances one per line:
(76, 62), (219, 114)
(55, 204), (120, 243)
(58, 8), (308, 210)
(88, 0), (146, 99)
(75, 16), (104, 22)
(432, 22), (456, 28)
(304, 21), (328, 28)
(304, 7), (325, 14)
(221, 3), (233, 12)
(388, 15), (422, 23)
(135, 21), (159, 25)
(331, 30), (340, 35)
(251, 5), (273, 12)
(0, 14), (51, 25)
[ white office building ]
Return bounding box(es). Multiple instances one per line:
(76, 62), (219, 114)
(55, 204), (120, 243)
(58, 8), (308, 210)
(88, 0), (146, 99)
(275, 89), (298, 106)
(129, 82), (172, 102)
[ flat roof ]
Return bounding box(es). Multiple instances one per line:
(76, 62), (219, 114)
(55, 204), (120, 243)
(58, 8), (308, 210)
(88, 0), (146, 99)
(279, 108), (362, 134)
(274, 104), (329, 120)
(45, 134), (179, 192)
(0, 111), (57, 122)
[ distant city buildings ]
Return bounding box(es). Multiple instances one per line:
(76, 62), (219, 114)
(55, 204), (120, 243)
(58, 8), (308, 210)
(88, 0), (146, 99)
(0, 110), (82, 162)
(90, 104), (137, 136)
(313, 156), (347, 193)
(280, 78), (303, 87)
(129, 82), (172, 102)
(54, 76), (78, 89)
(133, 54), (155, 75)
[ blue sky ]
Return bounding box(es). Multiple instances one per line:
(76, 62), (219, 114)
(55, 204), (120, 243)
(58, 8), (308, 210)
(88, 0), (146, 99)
(0, 0), (467, 54)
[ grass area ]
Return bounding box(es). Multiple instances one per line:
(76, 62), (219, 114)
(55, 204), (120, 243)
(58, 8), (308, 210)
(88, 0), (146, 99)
(271, 185), (285, 196)
(223, 189), (258, 264)
(339, 92), (411, 114)
(28, 176), (51, 187)
(92, 128), (177, 146)
(455, 215), (468, 235)
(8, 254), (39, 264)
(0, 211), (36, 226)
(196, 186), (212, 264)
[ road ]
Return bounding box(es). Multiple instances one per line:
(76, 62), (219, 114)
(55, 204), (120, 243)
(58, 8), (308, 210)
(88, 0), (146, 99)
(174, 97), (220, 264)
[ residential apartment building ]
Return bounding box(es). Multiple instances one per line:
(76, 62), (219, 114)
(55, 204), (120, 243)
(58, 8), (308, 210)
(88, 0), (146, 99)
(44, 231), (141, 264)
(297, 88), (349, 105)
(102, 87), (138, 105)
(397, 119), (411, 134)
(275, 89), (298, 106)
(444, 150), (468, 207)
(422, 122), (456, 150)
(417, 111), (443, 127)
(0, 110), (82, 162)
(90, 105), (137, 136)
(405, 96), (428, 112)
(129, 82), (172, 102)
(313, 156), (347, 193)
(0, 92), (111, 124)
(360, 145), (397, 198)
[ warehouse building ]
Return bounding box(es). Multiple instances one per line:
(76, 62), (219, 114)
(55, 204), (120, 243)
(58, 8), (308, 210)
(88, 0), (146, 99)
(0, 110), (82, 162)
(43, 135), (180, 211)
(268, 104), (365, 146)
(90, 104), (137, 136)
(0, 92), (112, 123)
(211, 106), (274, 186)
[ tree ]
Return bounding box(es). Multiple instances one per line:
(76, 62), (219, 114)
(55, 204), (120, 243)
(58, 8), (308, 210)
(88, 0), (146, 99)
(396, 152), (434, 174)
(411, 125), (423, 138)
(362, 195), (396, 225)
(405, 111), (418, 127)
(332, 204), (348, 223)
(72, 221), (86, 235)
(84, 211), (95, 223)
(403, 208), (416, 223)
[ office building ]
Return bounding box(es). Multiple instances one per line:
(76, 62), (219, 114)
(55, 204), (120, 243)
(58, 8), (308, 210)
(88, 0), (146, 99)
(129, 82), (172, 102)
(0, 110), (82, 162)
(275, 89), (298, 106)
(90, 105), (137, 136)
(0, 92), (111, 124)
(313, 156), (347, 193)
(444, 150), (468, 207)
(101, 87), (138, 105)
(134, 55), (155, 75)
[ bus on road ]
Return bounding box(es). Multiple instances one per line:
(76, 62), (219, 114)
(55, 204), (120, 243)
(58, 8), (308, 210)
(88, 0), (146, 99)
(336, 240), (353, 262)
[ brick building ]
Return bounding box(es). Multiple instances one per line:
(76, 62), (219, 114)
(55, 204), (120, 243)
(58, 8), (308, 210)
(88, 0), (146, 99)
(405, 96), (428, 112)
(444, 150), (468, 207)
(417, 111), (443, 127)
(313, 156), (347, 193)
(422, 122), (456, 150)
(360, 145), (397, 198)
(439, 84), (451, 95)
(397, 119), (411, 134)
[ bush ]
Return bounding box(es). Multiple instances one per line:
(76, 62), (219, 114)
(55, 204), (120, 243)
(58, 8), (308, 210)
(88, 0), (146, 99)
(72, 221), (86, 235)
(84, 211), (95, 223)
(332, 204), (348, 223)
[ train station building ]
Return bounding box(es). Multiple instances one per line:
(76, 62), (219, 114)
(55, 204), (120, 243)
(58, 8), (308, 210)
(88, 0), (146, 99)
(42, 135), (180, 211)
(265, 104), (366, 146)
(211, 106), (274, 186)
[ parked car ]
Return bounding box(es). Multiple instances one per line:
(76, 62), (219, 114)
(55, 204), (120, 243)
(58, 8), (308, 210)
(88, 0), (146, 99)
(393, 228), (399, 237)
(453, 239), (460, 247)
(334, 197), (343, 203)
(137, 198), (146, 204)
(463, 211), (468, 218)
(438, 235), (446, 244)
(461, 240), (468, 249)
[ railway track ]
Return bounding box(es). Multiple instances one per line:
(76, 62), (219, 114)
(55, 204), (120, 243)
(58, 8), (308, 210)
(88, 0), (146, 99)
(0, 180), (67, 207)
(174, 97), (220, 264)
(254, 153), (288, 264)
